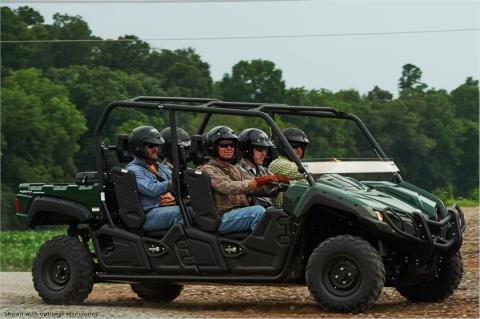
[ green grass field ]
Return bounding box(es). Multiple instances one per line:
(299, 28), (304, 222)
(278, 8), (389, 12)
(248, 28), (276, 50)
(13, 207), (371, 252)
(0, 230), (66, 271)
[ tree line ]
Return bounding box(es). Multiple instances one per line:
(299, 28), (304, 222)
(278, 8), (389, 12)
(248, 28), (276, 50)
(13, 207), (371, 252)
(1, 7), (478, 229)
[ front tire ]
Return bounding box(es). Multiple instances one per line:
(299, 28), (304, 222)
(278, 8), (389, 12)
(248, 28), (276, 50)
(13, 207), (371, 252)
(397, 252), (463, 302)
(306, 235), (385, 313)
(32, 236), (95, 304)
(131, 283), (183, 302)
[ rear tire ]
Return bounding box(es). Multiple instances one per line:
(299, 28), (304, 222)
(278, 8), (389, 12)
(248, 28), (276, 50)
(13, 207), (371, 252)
(306, 235), (385, 313)
(32, 236), (95, 304)
(397, 252), (463, 302)
(131, 283), (183, 302)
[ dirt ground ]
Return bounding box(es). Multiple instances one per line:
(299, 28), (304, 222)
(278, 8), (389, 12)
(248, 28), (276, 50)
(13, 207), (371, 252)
(1, 207), (478, 318)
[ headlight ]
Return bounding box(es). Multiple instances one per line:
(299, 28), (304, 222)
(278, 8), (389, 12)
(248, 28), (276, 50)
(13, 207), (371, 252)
(374, 210), (384, 221)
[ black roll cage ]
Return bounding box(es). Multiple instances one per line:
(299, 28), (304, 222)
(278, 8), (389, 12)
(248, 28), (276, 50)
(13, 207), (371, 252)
(94, 96), (401, 227)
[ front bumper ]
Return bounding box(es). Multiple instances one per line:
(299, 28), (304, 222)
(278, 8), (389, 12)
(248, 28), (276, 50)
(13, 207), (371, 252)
(366, 204), (465, 261)
(368, 204), (465, 286)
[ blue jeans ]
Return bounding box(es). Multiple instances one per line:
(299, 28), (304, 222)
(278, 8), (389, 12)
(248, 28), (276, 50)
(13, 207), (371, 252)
(218, 205), (265, 235)
(143, 206), (192, 231)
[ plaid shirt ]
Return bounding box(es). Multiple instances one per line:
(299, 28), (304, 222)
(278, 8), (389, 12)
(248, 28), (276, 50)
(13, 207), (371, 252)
(268, 156), (308, 207)
(200, 159), (253, 215)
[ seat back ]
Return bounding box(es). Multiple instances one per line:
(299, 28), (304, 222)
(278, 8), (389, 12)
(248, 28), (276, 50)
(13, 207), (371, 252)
(189, 134), (211, 166)
(184, 168), (220, 232)
(110, 167), (145, 229)
(116, 134), (133, 163)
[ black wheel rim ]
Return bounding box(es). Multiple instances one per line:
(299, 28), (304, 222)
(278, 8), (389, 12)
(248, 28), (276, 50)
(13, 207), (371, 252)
(42, 257), (71, 291)
(323, 256), (361, 297)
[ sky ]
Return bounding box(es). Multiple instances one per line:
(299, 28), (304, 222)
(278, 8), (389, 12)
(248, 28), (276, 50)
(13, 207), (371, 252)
(5, 0), (480, 96)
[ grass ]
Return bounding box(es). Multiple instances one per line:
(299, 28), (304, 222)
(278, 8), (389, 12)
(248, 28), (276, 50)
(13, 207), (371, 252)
(433, 187), (478, 208)
(444, 198), (479, 207)
(0, 230), (66, 271)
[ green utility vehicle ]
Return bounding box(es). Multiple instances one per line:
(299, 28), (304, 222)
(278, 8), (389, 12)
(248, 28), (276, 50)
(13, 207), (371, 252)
(16, 97), (465, 313)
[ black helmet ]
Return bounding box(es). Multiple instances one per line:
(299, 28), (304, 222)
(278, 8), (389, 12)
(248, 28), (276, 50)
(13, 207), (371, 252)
(205, 126), (238, 156)
(283, 128), (309, 145)
(238, 128), (273, 161)
(276, 127), (309, 158)
(128, 126), (164, 159)
(160, 127), (191, 161)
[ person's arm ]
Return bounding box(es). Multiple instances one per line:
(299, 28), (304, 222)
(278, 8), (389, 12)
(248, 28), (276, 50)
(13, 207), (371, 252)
(158, 165), (175, 194)
(202, 166), (256, 195)
(244, 171), (275, 195)
(131, 167), (170, 197)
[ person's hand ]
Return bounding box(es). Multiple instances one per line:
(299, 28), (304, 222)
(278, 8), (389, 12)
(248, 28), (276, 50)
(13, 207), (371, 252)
(275, 174), (290, 184)
(255, 175), (279, 187)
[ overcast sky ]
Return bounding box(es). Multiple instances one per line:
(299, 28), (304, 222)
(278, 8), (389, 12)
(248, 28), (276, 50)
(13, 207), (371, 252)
(5, 0), (480, 95)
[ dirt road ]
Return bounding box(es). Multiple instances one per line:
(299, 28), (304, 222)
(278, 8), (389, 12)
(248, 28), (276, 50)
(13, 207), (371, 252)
(1, 207), (478, 318)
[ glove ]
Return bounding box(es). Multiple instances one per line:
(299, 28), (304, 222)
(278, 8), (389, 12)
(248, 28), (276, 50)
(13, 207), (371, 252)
(275, 174), (290, 184)
(255, 175), (279, 187)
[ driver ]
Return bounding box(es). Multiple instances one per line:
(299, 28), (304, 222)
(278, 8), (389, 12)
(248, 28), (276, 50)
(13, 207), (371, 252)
(237, 128), (286, 207)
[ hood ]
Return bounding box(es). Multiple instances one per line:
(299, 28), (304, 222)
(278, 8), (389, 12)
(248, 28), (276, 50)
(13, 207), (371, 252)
(314, 174), (445, 220)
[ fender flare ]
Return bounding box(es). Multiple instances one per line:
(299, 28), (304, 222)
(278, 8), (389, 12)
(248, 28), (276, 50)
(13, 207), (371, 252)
(26, 196), (92, 228)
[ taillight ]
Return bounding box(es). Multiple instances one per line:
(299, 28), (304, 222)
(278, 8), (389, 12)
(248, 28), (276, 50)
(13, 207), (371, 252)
(15, 198), (20, 214)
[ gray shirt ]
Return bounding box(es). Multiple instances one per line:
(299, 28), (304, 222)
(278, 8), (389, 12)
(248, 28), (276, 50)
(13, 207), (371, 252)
(237, 158), (275, 207)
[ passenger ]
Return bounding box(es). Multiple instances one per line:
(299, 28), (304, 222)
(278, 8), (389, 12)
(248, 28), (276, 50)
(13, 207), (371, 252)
(268, 128), (310, 207)
(237, 128), (287, 207)
(126, 126), (185, 232)
(160, 127), (192, 199)
(200, 126), (288, 234)
(159, 127), (191, 170)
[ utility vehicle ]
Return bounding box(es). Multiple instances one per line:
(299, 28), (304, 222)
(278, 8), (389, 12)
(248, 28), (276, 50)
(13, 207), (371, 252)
(16, 97), (465, 313)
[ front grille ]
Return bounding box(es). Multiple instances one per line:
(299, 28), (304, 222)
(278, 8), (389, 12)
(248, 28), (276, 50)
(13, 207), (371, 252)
(386, 209), (419, 237)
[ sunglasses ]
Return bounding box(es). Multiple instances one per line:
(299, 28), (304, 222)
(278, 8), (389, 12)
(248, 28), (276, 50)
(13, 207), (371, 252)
(145, 143), (159, 149)
(218, 143), (235, 149)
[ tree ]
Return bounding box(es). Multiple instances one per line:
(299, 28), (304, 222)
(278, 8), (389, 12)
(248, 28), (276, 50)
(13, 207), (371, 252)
(46, 65), (167, 170)
(93, 35), (151, 73)
(1, 8), (97, 71)
(46, 13), (95, 68)
(1, 68), (87, 185)
(367, 86), (393, 102)
(399, 64), (427, 95)
(219, 60), (286, 102)
(15, 6), (44, 25)
(1, 7), (37, 70)
(450, 77), (479, 120)
(1, 69), (87, 228)
(145, 48), (213, 97)
(454, 120), (479, 196)
(450, 77), (479, 195)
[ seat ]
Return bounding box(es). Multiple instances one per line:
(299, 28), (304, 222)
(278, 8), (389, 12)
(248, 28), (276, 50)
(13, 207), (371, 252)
(184, 168), (221, 232)
(110, 167), (146, 229)
(184, 168), (255, 239)
(110, 167), (184, 238)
